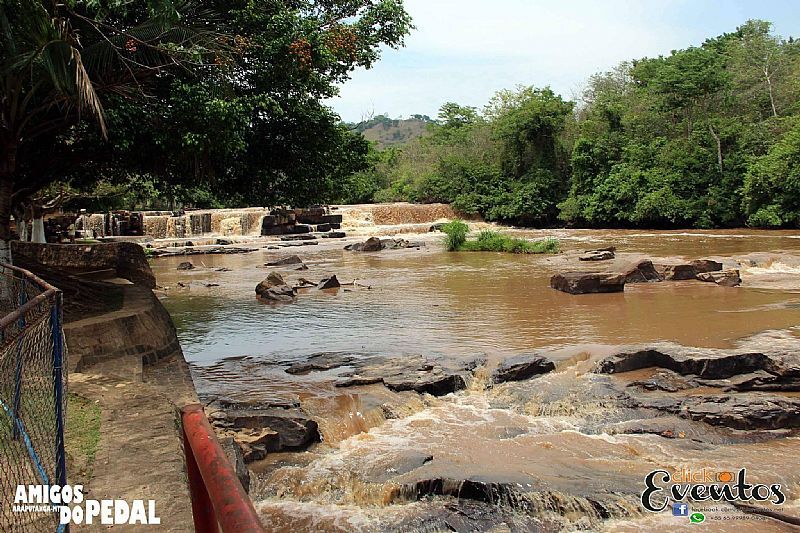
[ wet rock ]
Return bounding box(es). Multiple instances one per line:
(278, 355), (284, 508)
(216, 238), (236, 246)
(627, 369), (696, 392)
(680, 394), (800, 430)
(255, 272), (296, 302)
(286, 352), (360, 375)
(219, 437), (251, 492)
(698, 269), (741, 287)
(321, 231), (346, 239)
(317, 275), (341, 290)
(596, 346), (786, 381)
(579, 248), (615, 261)
(346, 236), (384, 252)
(492, 354), (555, 383)
(292, 352), (483, 397)
(362, 450), (433, 483)
(177, 261), (195, 271)
(383, 372), (467, 396)
(550, 272), (626, 294)
(266, 255), (304, 267)
(381, 238), (422, 250)
(315, 223), (332, 232)
(213, 408), (320, 451)
(280, 234), (316, 242)
(690, 259), (724, 273)
(656, 263), (698, 281)
(429, 223), (446, 232)
(629, 392), (800, 431)
(383, 498), (553, 533)
(622, 259), (663, 283)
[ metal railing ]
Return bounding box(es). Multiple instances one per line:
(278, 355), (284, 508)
(0, 263), (68, 532)
(182, 404), (265, 532)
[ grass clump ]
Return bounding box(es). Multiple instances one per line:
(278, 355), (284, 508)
(442, 222), (559, 255)
(65, 393), (101, 481)
(441, 220), (469, 251)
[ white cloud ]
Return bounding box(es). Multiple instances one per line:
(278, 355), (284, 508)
(328, 0), (792, 121)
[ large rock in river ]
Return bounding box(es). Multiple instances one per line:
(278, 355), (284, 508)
(622, 259), (663, 283)
(492, 354), (556, 383)
(255, 272), (296, 302)
(550, 272), (626, 294)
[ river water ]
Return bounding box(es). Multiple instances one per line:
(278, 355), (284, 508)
(154, 227), (800, 531)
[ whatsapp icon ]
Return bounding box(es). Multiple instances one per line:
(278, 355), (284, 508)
(690, 512), (706, 524)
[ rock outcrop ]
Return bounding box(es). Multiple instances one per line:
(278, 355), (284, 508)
(550, 272), (626, 294)
(492, 354), (556, 383)
(286, 352), (486, 397)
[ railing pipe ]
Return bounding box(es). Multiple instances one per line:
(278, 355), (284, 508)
(181, 404), (265, 533)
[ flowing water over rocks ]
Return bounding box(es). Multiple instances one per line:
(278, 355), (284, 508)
(155, 227), (800, 531)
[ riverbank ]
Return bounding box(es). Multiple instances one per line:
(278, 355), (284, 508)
(13, 242), (199, 531)
(156, 225), (800, 531)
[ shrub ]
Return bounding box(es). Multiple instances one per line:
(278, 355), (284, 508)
(461, 230), (559, 254)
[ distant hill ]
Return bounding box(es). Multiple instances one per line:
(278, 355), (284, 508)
(352, 115), (434, 148)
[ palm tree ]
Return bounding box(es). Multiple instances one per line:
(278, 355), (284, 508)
(0, 0), (225, 262)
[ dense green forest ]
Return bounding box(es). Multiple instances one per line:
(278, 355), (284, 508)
(340, 20), (800, 228)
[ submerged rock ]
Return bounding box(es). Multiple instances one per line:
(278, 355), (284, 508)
(266, 255), (304, 266)
(492, 354), (556, 383)
(579, 248), (616, 261)
(177, 261), (194, 271)
(550, 272), (626, 294)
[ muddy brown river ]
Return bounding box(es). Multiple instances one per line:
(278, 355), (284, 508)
(154, 228), (800, 532)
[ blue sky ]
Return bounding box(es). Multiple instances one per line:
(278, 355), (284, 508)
(328, 0), (799, 123)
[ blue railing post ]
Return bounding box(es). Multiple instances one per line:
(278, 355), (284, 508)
(50, 290), (69, 532)
(12, 276), (26, 440)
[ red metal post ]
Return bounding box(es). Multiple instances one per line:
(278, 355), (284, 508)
(181, 404), (265, 533)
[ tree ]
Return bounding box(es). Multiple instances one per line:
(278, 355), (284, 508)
(1, 0), (227, 261)
(3, 0), (413, 260)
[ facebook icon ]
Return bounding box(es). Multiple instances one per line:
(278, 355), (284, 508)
(672, 503), (690, 517)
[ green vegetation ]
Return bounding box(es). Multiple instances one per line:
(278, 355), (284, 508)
(65, 393), (101, 480)
(441, 220), (469, 251)
(344, 20), (800, 229)
(441, 220), (560, 254)
(1, 0), (413, 247)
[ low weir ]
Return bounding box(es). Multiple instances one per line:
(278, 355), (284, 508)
(76, 203), (458, 240)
